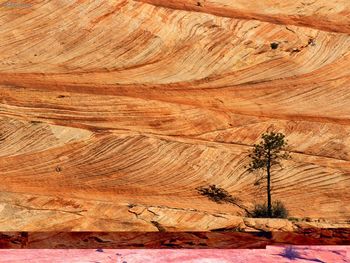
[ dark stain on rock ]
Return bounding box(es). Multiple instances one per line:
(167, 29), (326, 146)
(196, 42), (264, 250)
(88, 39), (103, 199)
(270, 42), (279, 49)
(308, 38), (316, 46)
(151, 221), (166, 232)
(291, 48), (301, 53)
(163, 243), (179, 248)
(91, 237), (110, 243)
(253, 231), (273, 239)
(30, 120), (42, 125)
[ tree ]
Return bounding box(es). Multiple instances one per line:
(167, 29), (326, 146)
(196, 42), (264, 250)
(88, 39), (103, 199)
(247, 131), (290, 217)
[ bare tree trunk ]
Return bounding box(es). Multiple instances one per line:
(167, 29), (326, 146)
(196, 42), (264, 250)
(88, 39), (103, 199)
(267, 151), (272, 217)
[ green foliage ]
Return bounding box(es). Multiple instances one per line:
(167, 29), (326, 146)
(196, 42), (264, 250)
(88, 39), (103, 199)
(248, 131), (290, 172)
(247, 130), (291, 218)
(248, 200), (289, 218)
(197, 184), (237, 204)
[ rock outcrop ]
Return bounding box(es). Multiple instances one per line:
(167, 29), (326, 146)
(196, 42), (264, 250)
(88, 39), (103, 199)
(0, 0), (349, 231)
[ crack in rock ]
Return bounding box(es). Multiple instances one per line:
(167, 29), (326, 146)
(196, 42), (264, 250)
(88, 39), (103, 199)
(11, 203), (87, 216)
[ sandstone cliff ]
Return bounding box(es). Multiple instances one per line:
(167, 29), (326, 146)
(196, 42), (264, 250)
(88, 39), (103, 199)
(0, 0), (349, 231)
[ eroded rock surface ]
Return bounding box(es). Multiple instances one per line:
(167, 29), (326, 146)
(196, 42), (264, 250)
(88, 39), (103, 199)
(0, 0), (349, 231)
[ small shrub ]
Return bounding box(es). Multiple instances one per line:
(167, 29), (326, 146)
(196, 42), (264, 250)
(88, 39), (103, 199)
(280, 246), (300, 260)
(248, 200), (289, 218)
(249, 203), (269, 218)
(273, 201), (289, 218)
(197, 185), (237, 204)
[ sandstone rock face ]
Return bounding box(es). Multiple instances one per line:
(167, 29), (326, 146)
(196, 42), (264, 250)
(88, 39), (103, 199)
(0, 0), (349, 231)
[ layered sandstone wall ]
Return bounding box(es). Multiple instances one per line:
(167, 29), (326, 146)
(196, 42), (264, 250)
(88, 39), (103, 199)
(0, 0), (349, 230)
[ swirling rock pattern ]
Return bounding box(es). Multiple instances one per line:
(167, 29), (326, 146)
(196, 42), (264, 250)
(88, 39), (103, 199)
(0, 0), (349, 231)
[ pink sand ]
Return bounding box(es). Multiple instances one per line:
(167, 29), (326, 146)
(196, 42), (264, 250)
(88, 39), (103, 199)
(0, 246), (348, 262)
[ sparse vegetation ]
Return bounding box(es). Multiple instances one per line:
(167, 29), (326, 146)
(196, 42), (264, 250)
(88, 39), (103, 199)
(288, 217), (327, 223)
(249, 200), (289, 218)
(247, 131), (290, 218)
(197, 184), (237, 204)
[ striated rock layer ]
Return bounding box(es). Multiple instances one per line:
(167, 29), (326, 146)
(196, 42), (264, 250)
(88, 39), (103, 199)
(0, 0), (349, 231)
